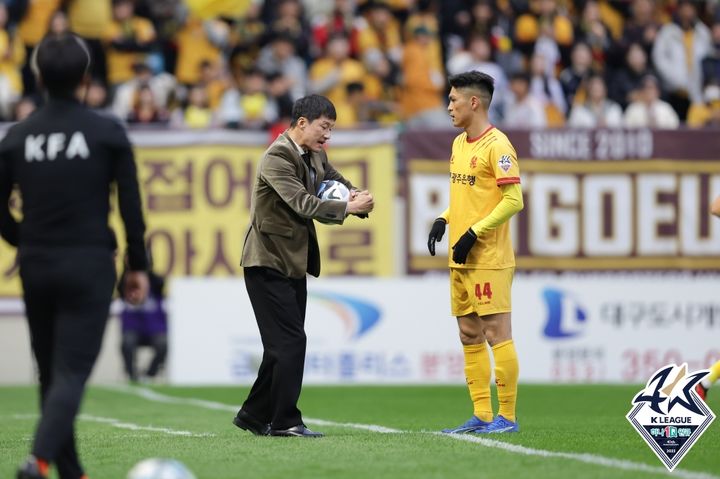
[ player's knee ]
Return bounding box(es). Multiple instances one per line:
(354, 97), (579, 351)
(458, 327), (483, 345)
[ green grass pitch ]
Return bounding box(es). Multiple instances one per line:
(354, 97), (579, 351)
(1, 384), (718, 479)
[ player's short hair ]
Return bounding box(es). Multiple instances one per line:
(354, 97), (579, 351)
(290, 94), (337, 127)
(448, 71), (495, 110)
(31, 32), (91, 98)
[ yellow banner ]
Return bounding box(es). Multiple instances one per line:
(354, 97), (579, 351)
(0, 142), (396, 296)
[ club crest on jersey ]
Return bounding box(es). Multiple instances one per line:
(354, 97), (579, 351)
(469, 156), (477, 169)
(498, 155), (512, 173)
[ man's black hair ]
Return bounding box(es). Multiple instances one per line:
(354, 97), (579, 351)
(32, 32), (91, 98)
(448, 71), (495, 109)
(290, 94), (336, 127)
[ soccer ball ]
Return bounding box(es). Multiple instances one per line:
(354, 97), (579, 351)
(317, 180), (350, 202)
(127, 458), (197, 479)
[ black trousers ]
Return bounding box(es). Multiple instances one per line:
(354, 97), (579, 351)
(242, 266), (307, 430)
(19, 246), (115, 479)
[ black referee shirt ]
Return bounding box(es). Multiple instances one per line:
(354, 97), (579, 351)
(0, 97), (148, 271)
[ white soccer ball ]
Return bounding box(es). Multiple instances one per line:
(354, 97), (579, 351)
(317, 180), (350, 202)
(127, 458), (197, 479)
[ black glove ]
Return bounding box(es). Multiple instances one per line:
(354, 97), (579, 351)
(427, 218), (447, 256)
(452, 228), (477, 264)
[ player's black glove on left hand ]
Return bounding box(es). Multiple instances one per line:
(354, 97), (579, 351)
(452, 228), (477, 264)
(427, 218), (446, 256)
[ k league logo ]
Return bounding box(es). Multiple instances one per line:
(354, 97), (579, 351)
(626, 363), (715, 471)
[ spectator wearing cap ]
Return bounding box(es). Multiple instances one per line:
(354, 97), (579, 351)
(404, 0), (442, 72)
(567, 73), (623, 128)
(652, 0), (713, 120)
(103, 0), (157, 86)
(257, 31), (308, 101)
(400, 24), (446, 128)
(623, 74), (679, 129)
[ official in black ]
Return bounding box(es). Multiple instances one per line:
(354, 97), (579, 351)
(0, 33), (149, 479)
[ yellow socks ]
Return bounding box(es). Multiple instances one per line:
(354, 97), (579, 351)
(463, 343), (493, 422)
(492, 339), (519, 422)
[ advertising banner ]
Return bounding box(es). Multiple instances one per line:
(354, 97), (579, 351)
(0, 130), (397, 298)
(168, 275), (719, 385)
(402, 129), (720, 273)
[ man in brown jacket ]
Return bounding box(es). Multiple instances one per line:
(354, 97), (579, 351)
(234, 94), (374, 437)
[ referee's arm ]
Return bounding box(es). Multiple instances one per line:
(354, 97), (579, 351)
(109, 123), (148, 271)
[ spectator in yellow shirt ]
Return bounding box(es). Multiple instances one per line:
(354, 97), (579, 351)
(400, 26), (447, 128)
(357, 1), (402, 91)
(18, 0), (61, 93)
(65, 0), (113, 81)
(103, 0), (157, 86)
(309, 33), (380, 109)
(174, 15), (225, 86)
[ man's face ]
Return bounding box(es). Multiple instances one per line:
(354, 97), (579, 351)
(299, 116), (334, 151)
(447, 87), (474, 129)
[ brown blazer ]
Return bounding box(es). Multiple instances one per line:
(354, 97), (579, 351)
(240, 132), (354, 279)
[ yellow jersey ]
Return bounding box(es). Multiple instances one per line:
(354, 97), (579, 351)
(104, 17), (156, 85)
(18, 0), (61, 47)
(446, 126), (520, 269)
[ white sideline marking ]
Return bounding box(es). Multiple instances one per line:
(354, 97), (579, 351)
(11, 412), (214, 438)
(435, 433), (718, 479)
(106, 385), (402, 434)
(107, 386), (719, 479)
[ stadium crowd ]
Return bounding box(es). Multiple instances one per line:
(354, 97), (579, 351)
(1, 0), (719, 130)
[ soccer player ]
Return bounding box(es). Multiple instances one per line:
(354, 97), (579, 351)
(0, 33), (149, 478)
(427, 71), (523, 434)
(234, 94), (374, 438)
